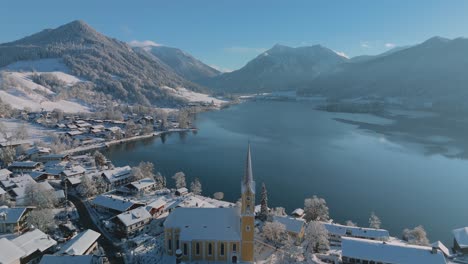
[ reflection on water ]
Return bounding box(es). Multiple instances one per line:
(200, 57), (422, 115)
(104, 100), (468, 245)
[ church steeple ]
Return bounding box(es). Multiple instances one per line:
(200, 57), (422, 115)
(240, 143), (255, 262)
(242, 143), (255, 194)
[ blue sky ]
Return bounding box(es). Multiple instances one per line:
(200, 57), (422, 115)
(2, 0), (468, 71)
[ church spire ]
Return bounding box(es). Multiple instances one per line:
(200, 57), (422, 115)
(242, 143), (255, 194)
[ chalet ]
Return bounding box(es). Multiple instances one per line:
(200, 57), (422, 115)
(127, 177), (156, 194)
(39, 255), (99, 264)
(0, 207), (30, 234)
(91, 194), (142, 215)
(341, 237), (447, 264)
(101, 166), (133, 189)
(273, 216), (306, 242)
(453, 227), (468, 254)
(56, 229), (101, 256)
(29, 171), (49, 181)
(61, 165), (86, 178)
(1, 174), (36, 191)
(11, 229), (57, 264)
(9, 161), (42, 173)
(0, 238), (25, 264)
(115, 207), (152, 237)
(34, 154), (70, 163)
(44, 167), (65, 179)
(322, 222), (390, 246)
(291, 208), (305, 218)
(175, 187), (189, 196)
(0, 139), (34, 149)
(146, 197), (167, 217)
(25, 146), (51, 160)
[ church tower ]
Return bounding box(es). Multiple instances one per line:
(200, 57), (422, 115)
(240, 144), (255, 262)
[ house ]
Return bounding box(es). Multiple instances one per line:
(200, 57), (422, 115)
(0, 207), (30, 234)
(272, 216), (306, 242)
(61, 166), (86, 178)
(146, 197), (167, 217)
(29, 171), (49, 182)
(175, 187), (188, 196)
(9, 161), (42, 173)
(1, 174), (36, 191)
(34, 154), (70, 163)
(0, 238), (25, 264)
(127, 178), (156, 194)
(0, 139), (34, 150)
(322, 222), (390, 246)
(341, 237), (447, 264)
(453, 227), (468, 254)
(164, 145), (256, 263)
(90, 194), (143, 215)
(291, 208), (304, 218)
(11, 229), (57, 264)
(115, 207), (152, 237)
(56, 229), (101, 256)
(13, 181), (56, 206)
(101, 166), (133, 189)
(39, 255), (100, 264)
(25, 146), (51, 160)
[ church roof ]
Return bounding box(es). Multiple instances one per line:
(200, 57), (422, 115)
(242, 144), (255, 194)
(164, 207), (241, 241)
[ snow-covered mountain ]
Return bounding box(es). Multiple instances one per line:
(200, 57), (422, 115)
(133, 44), (221, 81)
(0, 20), (207, 109)
(302, 37), (468, 109)
(201, 44), (348, 93)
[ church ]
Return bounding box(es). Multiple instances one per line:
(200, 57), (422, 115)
(164, 145), (256, 263)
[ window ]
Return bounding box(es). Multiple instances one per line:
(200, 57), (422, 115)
(196, 242), (200, 255)
(183, 243), (188, 255)
(220, 243), (225, 256)
(168, 239), (172, 250)
(176, 239), (180, 249)
(208, 243), (213, 255)
(233, 243), (237, 252)
(246, 225), (251, 232)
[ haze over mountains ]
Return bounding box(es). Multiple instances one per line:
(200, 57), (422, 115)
(1, 19), (468, 112)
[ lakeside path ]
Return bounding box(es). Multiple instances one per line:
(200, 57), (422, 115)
(61, 128), (196, 155)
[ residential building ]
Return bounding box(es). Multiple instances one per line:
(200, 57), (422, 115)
(272, 216), (306, 242)
(115, 207), (152, 237)
(322, 222), (390, 246)
(91, 194), (142, 215)
(101, 166), (133, 189)
(453, 227), (468, 254)
(127, 177), (156, 194)
(0, 238), (24, 264)
(0, 207), (30, 234)
(56, 229), (101, 256)
(11, 229), (57, 264)
(9, 161), (42, 173)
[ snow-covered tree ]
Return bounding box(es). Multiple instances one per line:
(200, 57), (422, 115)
(178, 110), (189, 129)
(153, 172), (165, 189)
(402, 225), (429, 246)
(13, 123), (28, 140)
(190, 177), (202, 195)
(263, 221), (287, 245)
(213, 192), (224, 200)
(172, 171), (186, 189)
(346, 220), (357, 227)
(93, 150), (106, 168)
(270, 207), (287, 217)
(259, 182), (269, 221)
(23, 183), (57, 209)
(369, 212), (382, 229)
(304, 195), (329, 222)
(304, 221), (330, 253)
(0, 147), (15, 166)
(27, 209), (55, 233)
(77, 175), (97, 198)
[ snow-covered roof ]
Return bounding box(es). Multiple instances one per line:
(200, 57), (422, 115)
(322, 222), (390, 240)
(67, 176), (82, 185)
(146, 197), (167, 210)
(0, 207), (28, 224)
(291, 208), (304, 217)
(56, 229), (101, 256)
(342, 237), (447, 264)
(0, 168), (12, 179)
(29, 171), (47, 180)
(116, 207), (152, 227)
(175, 187), (188, 194)
(12, 229), (57, 256)
(25, 146), (51, 156)
(1, 174), (35, 189)
(62, 166), (86, 177)
(39, 255), (95, 264)
(0, 187), (5, 195)
(0, 238), (25, 264)
(453, 227), (468, 249)
(55, 190), (66, 199)
(102, 166), (132, 183)
(91, 194), (139, 212)
(10, 161), (41, 168)
(177, 195), (216, 208)
(431, 241), (451, 257)
(129, 177), (155, 190)
(165, 207), (241, 241)
(273, 216), (305, 234)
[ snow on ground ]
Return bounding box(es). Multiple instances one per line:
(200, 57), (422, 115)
(162, 86), (227, 106)
(0, 118), (55, 142)
(0, 59), (90, 113)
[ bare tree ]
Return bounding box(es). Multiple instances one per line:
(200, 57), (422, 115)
(305, 221), (330, 253)
(77, 175), (97, 198)
(190, 178), (202, 195)
(402, 225), (429, 246)
(172, 171), (186, 189)
(27, 209), (55, 233)
(263, 221), (287, 245)
(369, 212), (382, 229)
(213, 192), (224, 200)
(304, 195), (329, 222)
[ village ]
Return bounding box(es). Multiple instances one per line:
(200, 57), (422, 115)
(1, 115), (468, 264)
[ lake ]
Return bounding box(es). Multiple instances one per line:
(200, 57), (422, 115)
(104, 99), (468, 246)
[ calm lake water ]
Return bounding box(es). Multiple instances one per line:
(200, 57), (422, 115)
(104, 100), (468, 245)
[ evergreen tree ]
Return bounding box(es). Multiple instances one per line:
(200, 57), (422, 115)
(259, 182), (269, 221)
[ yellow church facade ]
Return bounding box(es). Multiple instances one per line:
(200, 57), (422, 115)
(164, 145), (256, 263)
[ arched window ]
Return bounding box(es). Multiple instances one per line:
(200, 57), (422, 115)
(208, 243), (213, 255)
(233, 243), (237, 252)
(196, 243), (200, 255)
(168, 239), (172, 250)
(220, 243), (225, 256)
(176, 239), (179, 249)
(183, 243), (188, 255)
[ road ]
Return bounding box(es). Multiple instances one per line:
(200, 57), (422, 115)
(68, 194), (124, 264)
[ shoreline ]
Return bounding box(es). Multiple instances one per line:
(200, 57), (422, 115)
(61, 128), (197, 155)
